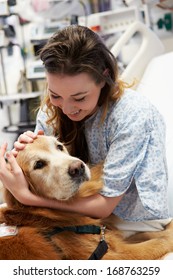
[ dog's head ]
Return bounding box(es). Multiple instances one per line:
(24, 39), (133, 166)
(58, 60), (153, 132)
(14, 135), (90, 201)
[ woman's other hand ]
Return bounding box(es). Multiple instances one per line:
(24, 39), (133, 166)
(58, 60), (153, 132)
(12, 130), (44, 157)
(0, 142), (45, 205)
(0, 143), (29, 203)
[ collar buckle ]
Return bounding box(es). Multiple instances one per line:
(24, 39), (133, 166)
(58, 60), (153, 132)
(100, 225), (106, 241)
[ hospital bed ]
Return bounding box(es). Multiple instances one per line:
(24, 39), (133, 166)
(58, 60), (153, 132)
(110, 21), (173, 218)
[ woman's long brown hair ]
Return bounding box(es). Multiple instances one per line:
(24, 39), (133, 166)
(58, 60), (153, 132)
(39, 25), (126, 162)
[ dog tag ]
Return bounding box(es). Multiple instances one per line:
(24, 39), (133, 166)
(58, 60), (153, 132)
(0, 223), (18, 237)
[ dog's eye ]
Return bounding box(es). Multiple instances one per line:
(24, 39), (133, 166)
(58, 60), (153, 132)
(57, 144), (63, 151)
(34, 160), (47, 170)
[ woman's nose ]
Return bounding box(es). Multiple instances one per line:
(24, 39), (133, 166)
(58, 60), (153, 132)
(61, 101), (73, 115)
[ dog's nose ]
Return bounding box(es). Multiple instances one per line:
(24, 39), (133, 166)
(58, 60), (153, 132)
(68, 160), (85, 178)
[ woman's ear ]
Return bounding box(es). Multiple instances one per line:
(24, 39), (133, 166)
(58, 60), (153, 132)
(100, 68), (109, 88)
(100, 80), (106, 89)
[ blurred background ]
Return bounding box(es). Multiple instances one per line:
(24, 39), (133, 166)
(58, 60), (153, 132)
(0, 0), (173, 149)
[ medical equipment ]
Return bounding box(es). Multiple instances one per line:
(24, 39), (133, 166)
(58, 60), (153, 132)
(27, 20), (69, 80)
(0, 0), (16, 16)
(78, 6), (143, 34)
(26, 60), (45, 80)
(0, 29), (4, 47)
(30, 21), (69, 44)
(0, 0), (9, 16)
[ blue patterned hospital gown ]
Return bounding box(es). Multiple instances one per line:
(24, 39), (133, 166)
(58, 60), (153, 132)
(35, 89), (170, 222)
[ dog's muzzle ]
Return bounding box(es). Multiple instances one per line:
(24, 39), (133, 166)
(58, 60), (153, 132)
(68, 160), (90, 182)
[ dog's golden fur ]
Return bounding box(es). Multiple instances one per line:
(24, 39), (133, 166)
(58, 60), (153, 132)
(0, 135), (173, 260)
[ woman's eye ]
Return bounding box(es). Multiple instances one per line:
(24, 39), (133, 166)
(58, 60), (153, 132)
(57, 144), (64, 151)
(51, 95), (60, 99)
(75, 97), (86, 102)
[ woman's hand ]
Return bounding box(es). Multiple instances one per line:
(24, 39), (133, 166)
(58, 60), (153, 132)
(12, 130), (44, 157)
(0, 143), (30, 203)
(0, 140), (46, 206)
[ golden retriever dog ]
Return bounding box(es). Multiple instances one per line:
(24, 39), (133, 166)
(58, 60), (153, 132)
(0, 135), (173, 260)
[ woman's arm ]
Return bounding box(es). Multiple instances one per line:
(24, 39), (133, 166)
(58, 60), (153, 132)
(0, 144), (123, 219)
(38, 192), (123, 219)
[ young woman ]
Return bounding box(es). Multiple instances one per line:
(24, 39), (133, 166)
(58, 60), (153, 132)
(0, 25), (171, 235)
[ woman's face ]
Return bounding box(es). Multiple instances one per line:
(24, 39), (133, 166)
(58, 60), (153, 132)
(47, 72), (105, 121)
